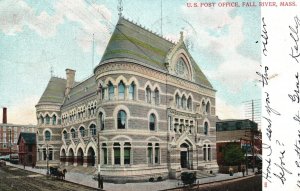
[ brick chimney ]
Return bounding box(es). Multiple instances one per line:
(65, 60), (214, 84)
(65, 69), (76, 96)
(3, 107), (7, 124)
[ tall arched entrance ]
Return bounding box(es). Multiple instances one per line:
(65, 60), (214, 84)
(180, 140), (194, 169)
(77, 148), (84, 166)
(68, 148), (74, 165)
(60, 149), (66, 164)
(87, 147), (96, 166)
(180, 143), (190, 168)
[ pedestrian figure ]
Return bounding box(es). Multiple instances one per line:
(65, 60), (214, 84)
(98, 173), (103, 189)
(23, 163), (25, 169)
(241, 165), (245, 177)
(100, 176), (103, 189)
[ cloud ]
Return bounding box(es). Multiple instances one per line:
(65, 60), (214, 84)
(0, 0), (112, 56)
(216, 97), (244, 120)
(180, 4), (260, 92)
(0, 0), (63, 37)
(1, 96), (39, 125)
(55, 0), (112, 54)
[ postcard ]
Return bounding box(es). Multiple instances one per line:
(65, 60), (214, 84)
(0, 0), (298, 191)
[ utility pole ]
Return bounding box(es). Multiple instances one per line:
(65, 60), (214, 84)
(92, 33), (95, 71)
(9, 129), (11, 162)
(160, 0), (163, 36)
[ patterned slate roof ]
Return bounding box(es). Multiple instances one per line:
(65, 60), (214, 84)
(100, 17), (213, 89)
(63, 75), (97, 107)
(17, 132), (36, 145)
(37, 77), (67, 104)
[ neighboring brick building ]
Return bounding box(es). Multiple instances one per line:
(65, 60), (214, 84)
(216, 119), (261, 166)
(0, 108), (36, 156)
(36, 16), (218, 182)
(17, 132), (37, 166)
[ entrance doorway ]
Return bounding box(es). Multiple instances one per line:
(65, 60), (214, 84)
(180, 143), (190, 168)
(181, 150), (188, 168)
(87, 147), (95, 166)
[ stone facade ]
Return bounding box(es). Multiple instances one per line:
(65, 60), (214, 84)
(36, 17), (218, 182)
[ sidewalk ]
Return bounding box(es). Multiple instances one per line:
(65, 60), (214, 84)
(6, 162), (256, 191)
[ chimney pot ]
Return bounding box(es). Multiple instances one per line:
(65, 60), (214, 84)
(3, 107), (7, 124)
(65, 69), (76, 96)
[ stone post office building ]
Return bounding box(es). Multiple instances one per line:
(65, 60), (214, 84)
(36, 17), (218, 182)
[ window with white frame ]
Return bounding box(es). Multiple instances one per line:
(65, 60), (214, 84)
(149, 114), (156, 131)
(124, 142), (131, 165)
(45, 130), (51, 141)
(146, 86), (151, 103)
(99, 112), (105, 130)
(108, 82), (114, 100)
(102, 143), (108, 165)
(129, 82), (135, 100)
(113, 143), (121, 165)
(117, 110), (127, 129)
(118, 81), (125, 99)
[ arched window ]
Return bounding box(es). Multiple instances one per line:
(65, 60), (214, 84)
(154, 88), (159, 105)
(108, 82), (114, 100)
(40, 116), (44, 124)
(98, 84), (102, 96)
(113, 143), (121, 165)
(203, 144), (207, 161)
(146, 86), (151, 103)
(208, 145), (211, 161)
(129, 82), (135, 100)
(118, 81), (125, 99)
(117, 110), (127, 129)
(79, 126), (85, 137)
(89, 124), (96, 136)
(155, 143), (160, 164)
(71, 128), (76, 139)
(52, 115), (57, 125)
(45, 115), (50, 125)
(99, 112), (104, 130)
(149, 114), (156, 131)
(204, 122), (208, 135)
(49, 148), (53, 160)
(45, 130), (51, 141)
(102, 87), (106, 100)
(63, 130), (67, 140)
(175, 93), (180, 108)
(124, 142), (131, 165)
(202, 100), (206, 113)
(181, 95), (186, 109)
(206, 101), (210, 114)
(203, 144), (211, 161)
(102, 143), (108, 165)
(148, 143), (153, 164)
(43, 148), (47, 160)
(187, 96), (192, 110)
(176, 58), (186, 74)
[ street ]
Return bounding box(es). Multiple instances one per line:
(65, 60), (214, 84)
(0, 166), (98, 191)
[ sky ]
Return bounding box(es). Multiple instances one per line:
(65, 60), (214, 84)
(0, 0), (261, 125)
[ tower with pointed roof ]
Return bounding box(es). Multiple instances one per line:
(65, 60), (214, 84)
(36, 16), (218, 182)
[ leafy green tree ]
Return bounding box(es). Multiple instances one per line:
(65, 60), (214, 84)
(224, 143), (245, 166)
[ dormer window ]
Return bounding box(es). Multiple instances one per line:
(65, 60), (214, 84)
(176, 58), (185, 74)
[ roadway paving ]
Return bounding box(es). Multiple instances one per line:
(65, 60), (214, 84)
(6, 162), (256, 191)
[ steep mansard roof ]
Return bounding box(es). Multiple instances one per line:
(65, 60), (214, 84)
(99, 17), (213, 89)
(63, 75), (96, 107)
(37, 77), (67, 105)
(38, 17), (214, 107)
